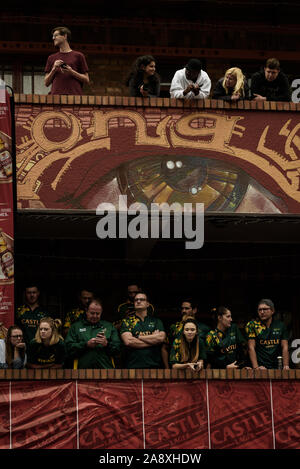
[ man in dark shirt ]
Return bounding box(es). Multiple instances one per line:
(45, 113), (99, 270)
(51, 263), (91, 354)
(45, 26), (89, 95)
(251, 58), (290, 102)
(16, 284), (48, 345)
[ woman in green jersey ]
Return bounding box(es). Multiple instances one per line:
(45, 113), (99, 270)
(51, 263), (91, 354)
(206, 306), (247, 369)
(170, 317), (206, 371)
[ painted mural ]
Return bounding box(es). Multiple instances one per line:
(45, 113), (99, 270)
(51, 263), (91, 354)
(15, 104), (300, 213)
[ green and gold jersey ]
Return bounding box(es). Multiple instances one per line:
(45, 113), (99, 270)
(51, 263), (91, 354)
(16, 305), (48, 345)
(120, 314), (164, 369)
(205, 323), (246, 369)
(245, 318), (288, 368)
(63, 307), (85, 329)
(114, 301), (154, 329)
(169, 335), (207, 365)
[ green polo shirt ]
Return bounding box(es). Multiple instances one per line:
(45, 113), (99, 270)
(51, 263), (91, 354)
(27, 339), (66, 367)
(16, 305), (48, 345)
(205, 323), (246, 369)
(120, 314), (165, 369)
(65, 318), (121, 369)
(245, 318), (289, 368)
(114, 302), (154, 329)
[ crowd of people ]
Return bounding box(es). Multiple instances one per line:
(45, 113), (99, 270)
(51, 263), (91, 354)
(44, 26), (291, 103)
(2, 26), (292, 371)
(0, 282), (293, 371)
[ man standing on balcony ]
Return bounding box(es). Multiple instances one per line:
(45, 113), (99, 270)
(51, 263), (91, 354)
(120, 292), (166, 369)
(170, 58), (211, 100)
(16, 283), (48, 346)
(44, 26), (89, 95)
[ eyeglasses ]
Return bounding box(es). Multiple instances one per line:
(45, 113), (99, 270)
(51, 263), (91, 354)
(258, 307), (271, 312)
(11, 335), (23, 339)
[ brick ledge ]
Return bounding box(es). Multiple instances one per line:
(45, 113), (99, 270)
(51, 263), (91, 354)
(0, 368), (299, 380)
(13, 94), (300, 111)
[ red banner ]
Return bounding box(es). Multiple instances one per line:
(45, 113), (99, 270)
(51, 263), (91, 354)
(144, 380), (209, 449)
(0, 379), (299, 449)
(0, 86), (14, 328)
(272, 380), (300, 449)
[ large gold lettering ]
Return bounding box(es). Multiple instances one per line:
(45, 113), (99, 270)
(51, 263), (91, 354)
(31, 111), (82, 152)
(89, 110), (171, 148)
(169, 112), (245, 154)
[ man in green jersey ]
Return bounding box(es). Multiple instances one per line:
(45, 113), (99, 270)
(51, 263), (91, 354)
(114, 283), (154, 330)
(16, 284), (48, 345)
(120, 292), (166, 369)
(246, 298), (289, 369)
(63, 288), (95, 337)
(65, 298), (121, 369)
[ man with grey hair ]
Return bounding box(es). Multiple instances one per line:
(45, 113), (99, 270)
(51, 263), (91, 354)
(245, 299), (289, 369)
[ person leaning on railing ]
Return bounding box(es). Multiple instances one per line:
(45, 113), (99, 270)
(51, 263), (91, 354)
(27, 317), (66, 369)
(212, 67), (250, 102)
(170, 317), (206, 371)
(126, 55), (161, 98)
(0, 325), (27, 369)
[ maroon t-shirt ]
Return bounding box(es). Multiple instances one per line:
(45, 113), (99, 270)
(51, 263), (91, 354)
(45, 50), (89, 95)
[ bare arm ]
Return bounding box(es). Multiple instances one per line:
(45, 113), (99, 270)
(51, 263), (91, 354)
(45, 59), (64, 87)
(61, 65), (89, 85)
(248, 339), (266, 369)
(172, 360), (203, 371)
(121, 331), (151, 349)
(161, 343), (170, 369)
(138, 330), (166, 345)
(281, 339), (290, 369)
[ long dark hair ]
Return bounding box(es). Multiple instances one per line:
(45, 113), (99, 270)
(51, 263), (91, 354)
(126, 55), (159, 87)
(179, 317), (200, 363)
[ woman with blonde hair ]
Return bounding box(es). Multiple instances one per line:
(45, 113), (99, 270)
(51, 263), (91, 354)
(27, 317), (66, 369)
(170, 317), (206, 371)
(212, 67), (250, 101)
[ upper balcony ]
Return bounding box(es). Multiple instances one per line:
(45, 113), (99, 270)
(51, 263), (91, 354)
(14, 94), (300, 235)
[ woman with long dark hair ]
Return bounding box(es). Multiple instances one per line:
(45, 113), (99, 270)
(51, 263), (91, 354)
(126, 55), (160, 98)
(205, 306), (247, 369)
(170, 317), (206, 371)
(0, 325), (27, 369)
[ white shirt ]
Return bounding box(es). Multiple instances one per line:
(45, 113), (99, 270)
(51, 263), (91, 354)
(0, 339), (5, 363)
(170, 68), (211, 100)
